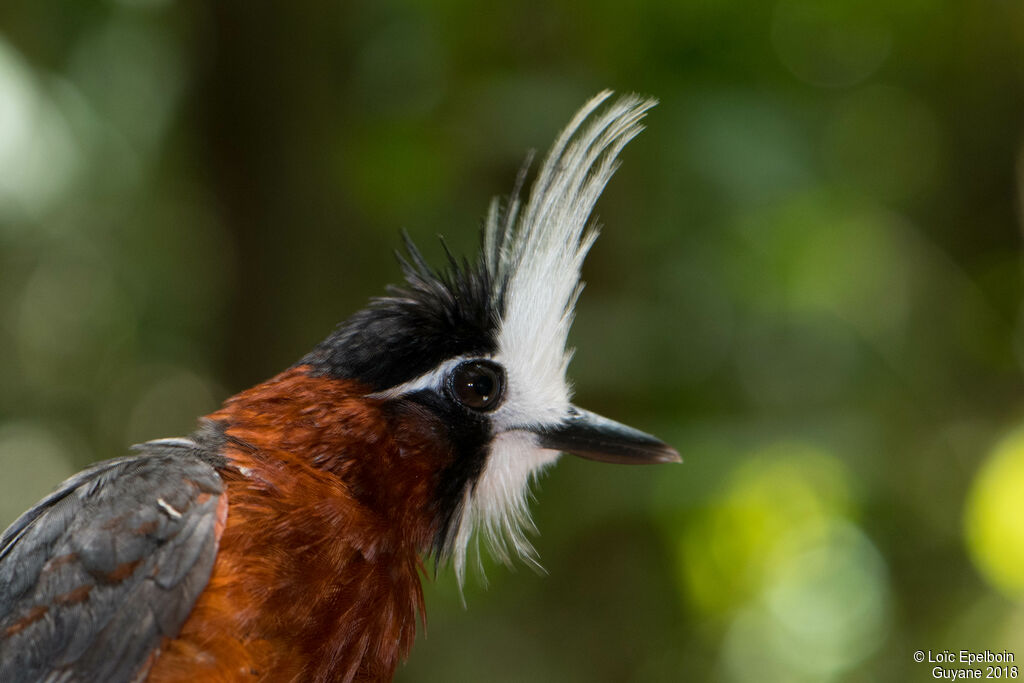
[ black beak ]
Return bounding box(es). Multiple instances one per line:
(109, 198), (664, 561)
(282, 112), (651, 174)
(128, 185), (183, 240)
(533, 406), (681, 465)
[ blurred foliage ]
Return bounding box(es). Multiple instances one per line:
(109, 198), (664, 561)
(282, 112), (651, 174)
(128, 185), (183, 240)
(1, 0), (1023, 681)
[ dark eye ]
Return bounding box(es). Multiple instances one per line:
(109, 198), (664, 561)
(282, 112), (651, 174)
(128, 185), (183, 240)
(447, 360), (505, 411)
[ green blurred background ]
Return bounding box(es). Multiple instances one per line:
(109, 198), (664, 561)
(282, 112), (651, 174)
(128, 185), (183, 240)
(2, 0), (1023, 681)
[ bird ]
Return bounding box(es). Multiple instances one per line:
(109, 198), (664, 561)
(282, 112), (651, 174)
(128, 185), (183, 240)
(0, 90), (679, 683)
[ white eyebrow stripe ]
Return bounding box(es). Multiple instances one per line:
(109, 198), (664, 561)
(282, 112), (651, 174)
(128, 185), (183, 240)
(366, 355), (481, 400)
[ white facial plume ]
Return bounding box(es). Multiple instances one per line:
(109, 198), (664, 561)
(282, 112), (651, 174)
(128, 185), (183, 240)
(452, 91), (658, 584)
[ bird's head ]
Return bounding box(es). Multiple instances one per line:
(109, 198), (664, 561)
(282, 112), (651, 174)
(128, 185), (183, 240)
(297, 91), (678, 583)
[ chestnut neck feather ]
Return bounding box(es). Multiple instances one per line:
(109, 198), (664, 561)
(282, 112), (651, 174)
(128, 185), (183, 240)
(148, 367), (455, 683)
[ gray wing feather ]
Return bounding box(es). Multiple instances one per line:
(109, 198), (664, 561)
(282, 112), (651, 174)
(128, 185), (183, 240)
(0, 443), (225, 683)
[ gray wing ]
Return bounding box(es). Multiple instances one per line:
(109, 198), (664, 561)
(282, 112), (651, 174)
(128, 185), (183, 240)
(0, 441), (226, 683)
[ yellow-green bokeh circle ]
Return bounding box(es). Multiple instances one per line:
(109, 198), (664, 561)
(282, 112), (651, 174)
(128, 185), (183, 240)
(965, 429), (1024, 600)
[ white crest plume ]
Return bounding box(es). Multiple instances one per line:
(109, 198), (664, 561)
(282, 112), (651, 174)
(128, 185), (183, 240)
(451, 90), (657, 585)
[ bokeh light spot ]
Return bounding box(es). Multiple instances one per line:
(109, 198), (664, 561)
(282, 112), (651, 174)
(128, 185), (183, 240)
(678, 442), (854, 614)
(723, 520), (889, 682)
(0, 37), (81, 220)
(965, 428), (1024, 600)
